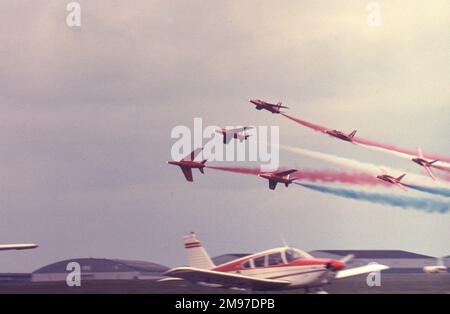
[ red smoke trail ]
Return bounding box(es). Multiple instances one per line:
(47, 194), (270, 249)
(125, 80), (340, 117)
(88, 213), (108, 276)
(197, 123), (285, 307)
(354, 137), (450, 163)
(281, 113), (450, 163)
(207, 166), (388, 186)
(207, 166), (261, 175)
(281, 113), (330, 133)
(433, 164), (450, 173)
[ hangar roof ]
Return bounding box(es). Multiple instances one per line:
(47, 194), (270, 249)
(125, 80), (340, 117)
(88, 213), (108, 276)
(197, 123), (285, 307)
(311, 250), (435, 259)
(33, 258), (169, 274)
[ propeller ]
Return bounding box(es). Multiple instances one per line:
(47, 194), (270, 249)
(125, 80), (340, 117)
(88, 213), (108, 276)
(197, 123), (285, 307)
(340, 254), (354, 264)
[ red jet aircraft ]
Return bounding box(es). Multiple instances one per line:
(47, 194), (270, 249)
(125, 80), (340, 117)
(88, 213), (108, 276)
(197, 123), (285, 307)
(324, 129), (357, 142)
(249, 99), (289, 114)
(167, 148), (207, 182)
(162, 232), (389, 293)
(376, 171), (407, 191)
(215, 127), (253, 144)
(258, 169), (297, 190)
(412, 147), (438, 180)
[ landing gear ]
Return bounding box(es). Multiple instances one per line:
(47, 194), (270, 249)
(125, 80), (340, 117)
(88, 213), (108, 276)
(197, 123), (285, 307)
(304, 287), (329, 294)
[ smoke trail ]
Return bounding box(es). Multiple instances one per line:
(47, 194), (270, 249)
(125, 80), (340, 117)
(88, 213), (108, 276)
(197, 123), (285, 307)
(207, 166), (261, 175)
(281, 113), (330, 133)
(281, 113), (450, 164)
(280, 144), (450, 187)
(207, 166), (386, 186)
(404, 184), (450, 198)
(354, 137), (450, 164)
(433, 164), (450, 173)
(296, 183), (450, 214)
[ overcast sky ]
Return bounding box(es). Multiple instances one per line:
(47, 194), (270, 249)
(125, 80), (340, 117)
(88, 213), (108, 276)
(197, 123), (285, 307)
(0, 1), (449, 272)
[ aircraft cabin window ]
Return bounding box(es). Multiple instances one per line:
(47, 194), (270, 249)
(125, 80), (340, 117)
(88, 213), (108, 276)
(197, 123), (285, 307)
(253, 256), (265, 268)
(268, 253), (284, 266)
(285, 249), (302, 263)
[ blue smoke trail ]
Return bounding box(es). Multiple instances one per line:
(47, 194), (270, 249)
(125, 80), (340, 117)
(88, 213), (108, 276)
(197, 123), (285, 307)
(295, 183), (450, 213)
(403, 184), (450, 198)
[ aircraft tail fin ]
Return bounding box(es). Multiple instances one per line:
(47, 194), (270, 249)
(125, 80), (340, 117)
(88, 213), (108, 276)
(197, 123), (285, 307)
(348, 130), (357, 138)
(199, 167), (204, 174)
(397, 174), (406, 181)
(183, 232), (215, 269)
(430, 160), (439, 165)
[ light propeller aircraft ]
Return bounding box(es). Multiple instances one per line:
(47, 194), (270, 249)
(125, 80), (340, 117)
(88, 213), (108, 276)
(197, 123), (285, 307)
(258, 169), (298, 190)
(215, 127), (253, 144)
(162, 232), (389, 293)
(423, 257), (447, 274)
(412, 147), (439, 180)
(167, 148), (207, 182)
(249, 99), (289, 114)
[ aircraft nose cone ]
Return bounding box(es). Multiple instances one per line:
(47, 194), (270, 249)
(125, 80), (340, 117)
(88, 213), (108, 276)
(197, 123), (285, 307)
(329, 260), (345, 271)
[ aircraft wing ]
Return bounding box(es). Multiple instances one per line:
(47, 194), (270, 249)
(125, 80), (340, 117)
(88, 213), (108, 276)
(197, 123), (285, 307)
(396, 183), (408, 192)
(335, 264), (389, 279)
(424, 165), (436, 180)
(182, 148), (203, 161)
(180, 167), (193, 182)
(418, 147), (424, 158)
(274, 169), (297, 177)
(0, 244), (38, 251)
(227, 127), (252, 133)
(165, 267), (291, 290)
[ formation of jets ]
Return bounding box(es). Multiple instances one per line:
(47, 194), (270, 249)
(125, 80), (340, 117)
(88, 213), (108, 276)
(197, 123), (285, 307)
(168, 99), (443, 185)
(162, 232), (389, 293)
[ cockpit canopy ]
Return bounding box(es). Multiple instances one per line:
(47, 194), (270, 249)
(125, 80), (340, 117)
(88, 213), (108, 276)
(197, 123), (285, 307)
(241, 248), (312, 269)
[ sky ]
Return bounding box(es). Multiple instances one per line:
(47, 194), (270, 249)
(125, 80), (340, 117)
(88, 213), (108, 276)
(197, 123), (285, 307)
(0, 1), (449, 272)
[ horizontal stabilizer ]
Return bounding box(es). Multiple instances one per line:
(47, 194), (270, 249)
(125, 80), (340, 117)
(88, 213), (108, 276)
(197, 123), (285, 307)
(182, 148), (203, 161)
